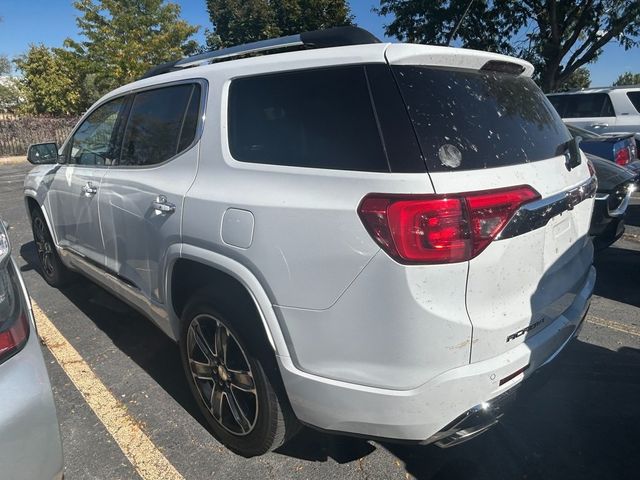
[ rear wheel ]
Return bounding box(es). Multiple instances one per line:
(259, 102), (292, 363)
(31, 210), (75, 287)
(180, 293), (297, 456)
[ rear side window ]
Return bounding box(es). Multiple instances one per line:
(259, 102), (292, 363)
(120, 83), (201, 167)
(228, 66), (389, 172)
(563, 93), (615, 118)
(393, 66), (571, 171)
(627, 92), (640, 113)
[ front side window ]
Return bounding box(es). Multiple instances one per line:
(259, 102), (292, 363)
(69, 97), (125, 166)
(119, 83), (201, 167)
(228, 66), (389, 172)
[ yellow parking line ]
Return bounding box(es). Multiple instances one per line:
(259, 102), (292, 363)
(587, 315), (640, 337)
(31, 301), (185, 480)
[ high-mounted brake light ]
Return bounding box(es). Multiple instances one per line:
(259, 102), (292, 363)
(358, 186), (540, 264)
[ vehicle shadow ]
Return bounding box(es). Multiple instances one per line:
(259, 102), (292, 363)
(624, 203), (639, 227)
(594, 243), (640, 308)
(19, 241), (640, 479)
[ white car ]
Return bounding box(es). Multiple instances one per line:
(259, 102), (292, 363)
(548, 86), (640, 139)
(24, 26), (595, 456)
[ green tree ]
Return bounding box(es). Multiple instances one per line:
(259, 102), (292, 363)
(206, 0), (353, 49)
(0, 54), (10, 76)
(554, 67), (591, 92)
(66, 0), (199, 94)
(613, 71), (640, 86)
(378, 1), (640, 92)
(13, 45), (82, 115)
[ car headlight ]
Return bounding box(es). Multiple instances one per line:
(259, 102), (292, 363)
(0, 220), (30, 363)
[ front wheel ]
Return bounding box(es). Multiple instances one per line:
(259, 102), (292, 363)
(179, 295), (297, 456)
(31, 210), (75, 287)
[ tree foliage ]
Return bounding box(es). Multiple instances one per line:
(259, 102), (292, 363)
(13, 45), (82, 115)
(613, 71), (640, 86)
(378, 0), (640, 92)
(554, 66), (591, 92)
(206, 0), (353, 48)
(0, 55), (10, 76)
(67, 0), (199, 94)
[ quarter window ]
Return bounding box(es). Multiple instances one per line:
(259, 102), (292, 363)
(119, 83), (201, 167)
(627, 92), (640, 113)
(69, 97), (125, 166)
(228, 66), (389, 172)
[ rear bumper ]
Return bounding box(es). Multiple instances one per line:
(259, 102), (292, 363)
(279, 266), (595, 442)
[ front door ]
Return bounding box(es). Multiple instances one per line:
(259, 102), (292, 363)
(46, 96), (126, 265)
(99, 82), (202, 303)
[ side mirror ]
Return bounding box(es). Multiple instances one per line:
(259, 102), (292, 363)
(566, 136), (582, 171)
(27, 142), (59, 165)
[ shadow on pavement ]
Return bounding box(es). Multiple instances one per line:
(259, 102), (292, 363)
(20, 241), (640, 479)
(594, 243), (640, 308)
(625, 203), (639, 228)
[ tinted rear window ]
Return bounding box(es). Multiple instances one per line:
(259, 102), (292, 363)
(393, 66), (571, 171)
(551, 92), (615, 118)
(228, 66), (389, 172)
(627, 92), (640, 113)
(120, 83), (201, 166)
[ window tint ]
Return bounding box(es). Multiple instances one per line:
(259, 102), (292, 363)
(228, 66), (389, 172)
(547, 95), (567, 116)
(120, 84), (201, 166)
(563, 93), (614, 118)
(627, 92), (640, 113)
(393, 66), (571, 172)
(69, 97), (124, 166)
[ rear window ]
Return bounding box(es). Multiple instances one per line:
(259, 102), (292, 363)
(393, 66), (571, 171)
(228, 66), (389, 172)
(627, 92), (640, 113)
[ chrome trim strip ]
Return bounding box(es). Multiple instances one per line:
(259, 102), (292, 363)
(497, 175), (597, 240)
(608, 188), (632, 218)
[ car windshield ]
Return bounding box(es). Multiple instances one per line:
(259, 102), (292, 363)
(392, 66), (572, 172)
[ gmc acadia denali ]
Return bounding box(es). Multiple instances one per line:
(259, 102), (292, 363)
(23, 27), (595, 456)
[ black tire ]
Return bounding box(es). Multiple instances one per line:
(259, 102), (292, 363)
(179, 290), (298, 457)
(31, 209), (75, 287)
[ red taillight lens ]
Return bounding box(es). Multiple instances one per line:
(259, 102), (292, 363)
(615, 146), (630, 166)
(0, 313), (29, 360)
(358, 186), (540, 264)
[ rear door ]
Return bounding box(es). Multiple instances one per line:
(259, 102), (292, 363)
(559, 92), (617, 134)
(387, 45), (594, 362)
(99, 82), (202, 303)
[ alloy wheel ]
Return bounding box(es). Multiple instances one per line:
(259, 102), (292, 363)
(33, 217), (55, 278)
(187, 314), (258, 436)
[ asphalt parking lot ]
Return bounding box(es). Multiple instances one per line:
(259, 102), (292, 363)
(1, 161), (640, 480)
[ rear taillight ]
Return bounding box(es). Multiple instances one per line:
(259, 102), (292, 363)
(358, 186), (540, 264)
(615, 145), (631, 166)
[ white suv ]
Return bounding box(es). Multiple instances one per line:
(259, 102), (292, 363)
(23, 27), (596, 457)
(548, 86), (640, 137)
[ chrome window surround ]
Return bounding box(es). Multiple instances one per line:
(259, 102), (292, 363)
(498, 175), (598, 240)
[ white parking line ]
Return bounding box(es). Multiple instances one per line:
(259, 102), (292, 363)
(31, 300), (185, 480)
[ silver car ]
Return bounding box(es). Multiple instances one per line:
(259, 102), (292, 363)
(0, 220), (63, 480)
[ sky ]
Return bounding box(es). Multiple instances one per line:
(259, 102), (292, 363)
(0, 0), (638, 86)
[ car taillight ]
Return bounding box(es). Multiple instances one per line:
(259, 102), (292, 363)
(358, 186), (540, 264)
(0, 222), (29, 363)
(615, 146), (630, 166)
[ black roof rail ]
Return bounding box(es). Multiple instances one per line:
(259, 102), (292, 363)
(140, 26), (381, 79)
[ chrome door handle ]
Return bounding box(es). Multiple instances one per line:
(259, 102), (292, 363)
(590, 123), (608, 128)
(152, 195), (176, 214)
(81, 182), (98, 197)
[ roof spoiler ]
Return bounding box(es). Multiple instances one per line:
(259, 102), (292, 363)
(140, 26), (381, 79)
